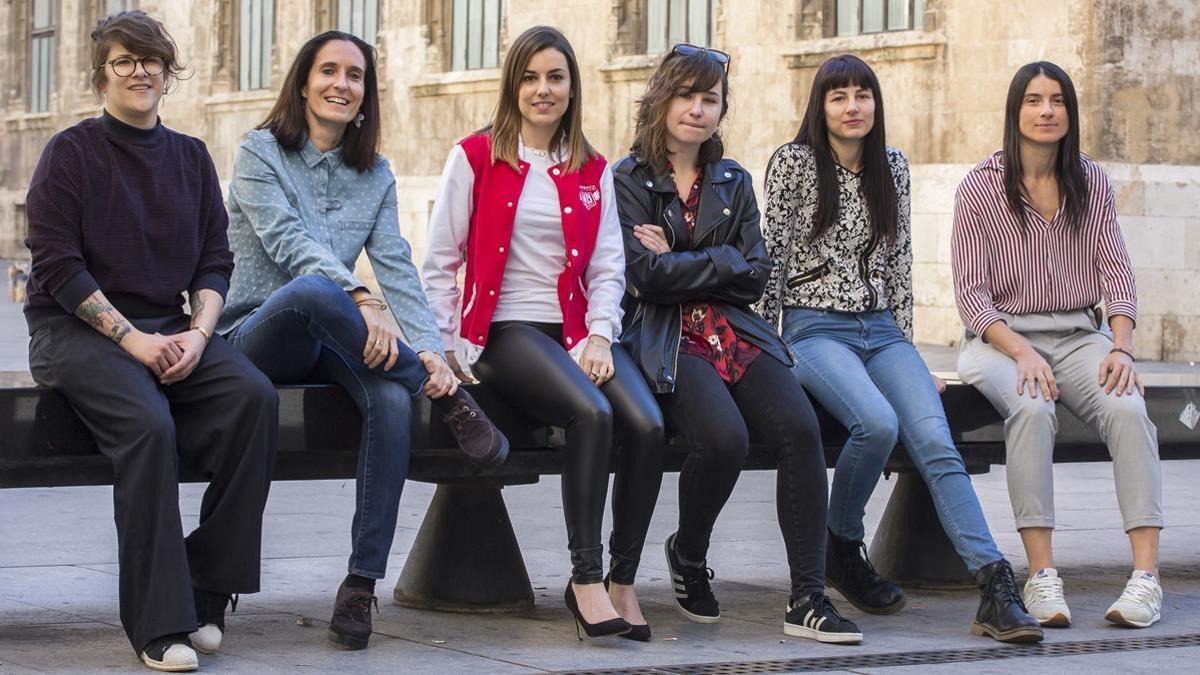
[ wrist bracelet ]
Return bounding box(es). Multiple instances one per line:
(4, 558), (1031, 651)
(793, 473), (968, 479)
(355, 298), (388, 311)
(1110, 346), (1134, 361)
(192, 325), (212, 342)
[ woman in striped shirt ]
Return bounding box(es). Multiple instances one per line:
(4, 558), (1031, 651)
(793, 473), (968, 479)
(952, 61), (1163, 630)
(761, 54), (1040, 644)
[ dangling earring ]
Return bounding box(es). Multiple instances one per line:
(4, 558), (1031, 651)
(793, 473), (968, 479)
(355, 113), (364, 128)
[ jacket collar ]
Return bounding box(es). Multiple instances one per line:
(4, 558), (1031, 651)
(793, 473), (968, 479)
(636, 154), (737, 193)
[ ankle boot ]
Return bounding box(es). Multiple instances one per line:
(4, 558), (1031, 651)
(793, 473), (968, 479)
(970, 559), (1044, 643)
(824, 529), (905, 614)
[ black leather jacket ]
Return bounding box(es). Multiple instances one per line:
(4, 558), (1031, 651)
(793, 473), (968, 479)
(612, 153), (792, 394)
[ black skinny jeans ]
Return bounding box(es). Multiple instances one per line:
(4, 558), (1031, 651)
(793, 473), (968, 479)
(658, 353), (829, 598)
(473, 322), (665, 584)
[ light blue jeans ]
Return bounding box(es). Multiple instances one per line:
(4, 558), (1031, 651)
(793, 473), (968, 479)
(782, 308), (1003, 573)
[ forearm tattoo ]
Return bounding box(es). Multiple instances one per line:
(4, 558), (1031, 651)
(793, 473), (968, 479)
(75, 296), (133, 344)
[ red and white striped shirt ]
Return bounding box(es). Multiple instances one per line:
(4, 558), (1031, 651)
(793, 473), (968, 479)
(951, 151), (1137, 337)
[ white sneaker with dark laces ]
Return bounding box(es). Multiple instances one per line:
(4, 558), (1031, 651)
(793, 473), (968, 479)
(1106, 570), (1162, 628)
(1022, 568), (1071, 627)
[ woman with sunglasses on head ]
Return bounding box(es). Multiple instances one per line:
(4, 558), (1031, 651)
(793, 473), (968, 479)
(613, 44), (860, 644)
(760, 54), (1041, 644)
(422, 25), (665, 641)
(220, 31), (508, 651)
(953, 62), (1163, 629)
(24, 11), (278, 671)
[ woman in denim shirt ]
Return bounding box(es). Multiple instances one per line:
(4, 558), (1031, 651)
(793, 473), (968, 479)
(218, 31), (507, 650)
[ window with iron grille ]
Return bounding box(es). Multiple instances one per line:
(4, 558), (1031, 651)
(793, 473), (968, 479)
(646, 0), (713, 53)
(451, 0), (503, 71)
(836, 0), (923, 36)
(30, 0), (56, 112)
(239, 0), (274, 90)
(337, 0), (379, 42)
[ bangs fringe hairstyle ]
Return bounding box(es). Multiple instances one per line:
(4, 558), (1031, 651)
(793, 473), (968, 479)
(1002, 61), (1088, 231)
(630, 47), (729, 171)
(258, 31), (381, 174)
(481, 26), (595, 173)
(794, 54), (897, 244)
(90, 10), (187, 95)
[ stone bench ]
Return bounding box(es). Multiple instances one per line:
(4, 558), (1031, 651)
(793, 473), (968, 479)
(1, 381), (1196, 610)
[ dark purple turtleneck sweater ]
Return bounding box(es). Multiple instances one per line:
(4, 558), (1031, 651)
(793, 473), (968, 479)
(23, 110), (233, 332)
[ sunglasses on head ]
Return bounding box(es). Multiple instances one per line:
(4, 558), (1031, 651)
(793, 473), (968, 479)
(670, 43), (730, 72)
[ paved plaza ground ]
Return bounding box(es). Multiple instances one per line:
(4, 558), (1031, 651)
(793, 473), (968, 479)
(1, 283), (1199, 673)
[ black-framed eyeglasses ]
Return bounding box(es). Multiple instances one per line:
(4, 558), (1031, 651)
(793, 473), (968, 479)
(98, 56), (165, 77)
(670, 44), (730, 72)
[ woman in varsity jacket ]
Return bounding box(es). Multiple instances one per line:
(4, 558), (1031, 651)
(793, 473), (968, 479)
(760, 54), (1040, 644)
(422, 25), (664, 641)
(613, 45), (860, 644)
(953, 61), (1163, 629)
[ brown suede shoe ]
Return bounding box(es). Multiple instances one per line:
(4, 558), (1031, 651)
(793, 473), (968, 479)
(442, 389), (509, 467)
(327, 581), (378, 650)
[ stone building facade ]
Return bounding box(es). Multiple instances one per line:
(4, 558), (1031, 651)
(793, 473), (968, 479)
(2, 0), (1197, 359)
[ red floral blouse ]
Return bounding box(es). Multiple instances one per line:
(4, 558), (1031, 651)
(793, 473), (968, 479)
(673, 167), (761, 384)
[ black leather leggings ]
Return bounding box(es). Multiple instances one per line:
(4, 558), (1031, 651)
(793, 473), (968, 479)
(473, 322), (665, 584)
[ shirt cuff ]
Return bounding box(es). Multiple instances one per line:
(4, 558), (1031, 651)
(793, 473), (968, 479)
(189, 272), (231, 300)
(412, 334), (445, 357)
(969, 309), (1006, 340)
(1106, 302), (1137, 327)
(588, 319), (616, 344)
(54, 270), (101, 314)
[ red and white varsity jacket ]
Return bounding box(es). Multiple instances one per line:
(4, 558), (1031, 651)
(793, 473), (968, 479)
(422, 133), (625, 363)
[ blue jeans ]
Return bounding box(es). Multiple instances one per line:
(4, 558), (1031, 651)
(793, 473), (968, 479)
(782, 308), (1002, 573)
(226, 275), (428, 579)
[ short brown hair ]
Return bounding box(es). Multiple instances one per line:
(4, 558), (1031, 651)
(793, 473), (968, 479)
(258, 31), (381, 174)
(630, 48), (729, 171)
(89, 10), (186, 95)
(479, 26), (596, 173)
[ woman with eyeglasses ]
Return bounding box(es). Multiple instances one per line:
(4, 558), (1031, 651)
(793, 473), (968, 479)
(422, 25), (665, 641)
(23, 11), (278, 671)
(612, 44), (860, 643)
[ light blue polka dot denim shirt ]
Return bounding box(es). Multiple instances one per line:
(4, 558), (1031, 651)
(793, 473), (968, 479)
(218, 129), (442, 354)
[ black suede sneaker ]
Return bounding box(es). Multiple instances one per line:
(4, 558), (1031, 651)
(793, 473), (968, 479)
(327, 579), (379, 650)
(140, 633), (198, 672)
(664, 532), (720, 623)
(971, 559), (1044, 643)
(440, 388), (509, 467)
(784, 592), (864, 644)
(189, 588), (236, 654)
(825, 530), (906, 615)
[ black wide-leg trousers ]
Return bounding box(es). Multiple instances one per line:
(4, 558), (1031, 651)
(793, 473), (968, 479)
(28, 314), (278, 653)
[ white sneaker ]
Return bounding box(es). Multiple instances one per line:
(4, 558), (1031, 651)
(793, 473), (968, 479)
(189, 623), (222, 654)
(1022, 568), (1071, 627)
(1106, 570), (1162, 628)
(140, 640), (198, 672)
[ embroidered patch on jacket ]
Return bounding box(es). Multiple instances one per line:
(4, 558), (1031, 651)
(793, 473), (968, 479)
(579, 185), (601, 210)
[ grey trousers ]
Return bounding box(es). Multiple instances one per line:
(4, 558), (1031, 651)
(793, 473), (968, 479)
(957, 310), (1162, 532)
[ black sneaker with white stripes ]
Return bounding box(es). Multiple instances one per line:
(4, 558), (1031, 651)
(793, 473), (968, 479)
(784, 592), (863, 644)
(664, 532), (720, 623)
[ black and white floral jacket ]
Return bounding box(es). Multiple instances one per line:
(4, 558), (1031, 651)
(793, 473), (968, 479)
(756, 142), (914, 341)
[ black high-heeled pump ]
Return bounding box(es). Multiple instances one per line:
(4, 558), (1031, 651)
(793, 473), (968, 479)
(564, 583), (632, 640)
(603, 575), (651, 642)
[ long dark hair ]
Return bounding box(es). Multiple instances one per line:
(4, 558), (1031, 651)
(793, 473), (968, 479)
(258, 31), (381, 173)
(479, 26), (596, 173)
(631, 47), (729, 172)
(794, 54), (897, 243)
(1002, 61), (1088, 231)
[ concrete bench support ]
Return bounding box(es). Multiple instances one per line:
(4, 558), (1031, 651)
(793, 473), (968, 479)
(394, 482), (535, 613)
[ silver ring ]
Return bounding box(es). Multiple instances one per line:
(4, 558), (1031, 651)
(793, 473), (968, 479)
(590, 371), (600, 377)
(375, 339), (383, 346)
